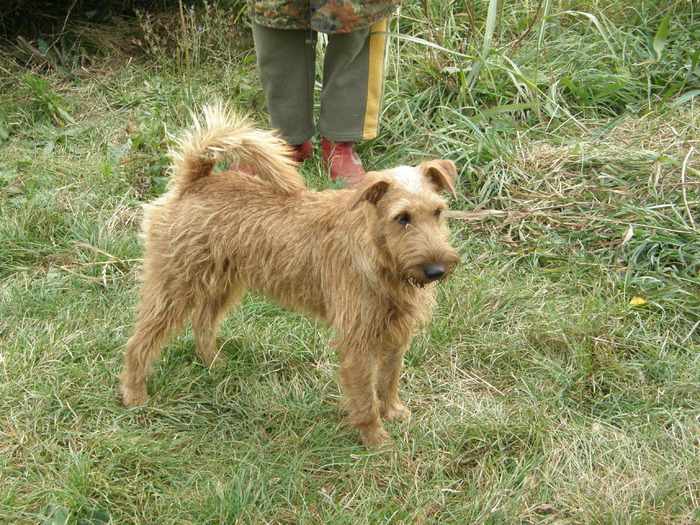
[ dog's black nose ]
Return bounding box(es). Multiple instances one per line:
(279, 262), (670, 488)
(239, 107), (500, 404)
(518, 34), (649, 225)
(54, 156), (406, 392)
(423, 264), (446, 280)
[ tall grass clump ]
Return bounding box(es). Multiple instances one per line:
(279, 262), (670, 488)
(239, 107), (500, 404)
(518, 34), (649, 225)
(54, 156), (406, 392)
(1, 1), (699, 523)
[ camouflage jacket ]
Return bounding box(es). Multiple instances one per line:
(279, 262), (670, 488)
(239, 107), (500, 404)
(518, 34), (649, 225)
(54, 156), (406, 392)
(247, 0), (397, 34)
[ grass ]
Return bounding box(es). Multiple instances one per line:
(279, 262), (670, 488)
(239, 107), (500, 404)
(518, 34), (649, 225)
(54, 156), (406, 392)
(1, 0), (699, 523)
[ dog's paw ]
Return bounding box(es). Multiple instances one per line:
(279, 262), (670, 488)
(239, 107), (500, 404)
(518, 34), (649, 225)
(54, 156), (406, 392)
(201, 352), (227, 368)
(359, 425), (393, 448)
(382, 402), (411, 422)
(121, 387), (149, 408)
(380, 398), (411, 422)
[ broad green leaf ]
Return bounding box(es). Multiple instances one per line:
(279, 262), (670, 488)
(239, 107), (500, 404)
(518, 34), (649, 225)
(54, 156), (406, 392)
(669, 89), (700, 107)
(653, 10), (673, 61)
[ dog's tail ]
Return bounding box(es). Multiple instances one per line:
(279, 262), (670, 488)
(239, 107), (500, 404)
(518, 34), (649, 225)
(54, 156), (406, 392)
(170, 103), (306, 195)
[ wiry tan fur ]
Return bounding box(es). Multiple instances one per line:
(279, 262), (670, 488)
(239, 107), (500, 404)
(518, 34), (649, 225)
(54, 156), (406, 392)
(120, 105), (460, 447)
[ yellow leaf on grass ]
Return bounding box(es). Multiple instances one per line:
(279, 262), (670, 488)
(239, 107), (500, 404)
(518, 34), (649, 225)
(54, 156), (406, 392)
(630, 296), (648, 307)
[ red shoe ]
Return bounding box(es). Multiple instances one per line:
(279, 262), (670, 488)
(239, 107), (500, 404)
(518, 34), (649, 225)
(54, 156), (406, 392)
(291, 140), (313, 162)
(321, 138), (366, 184)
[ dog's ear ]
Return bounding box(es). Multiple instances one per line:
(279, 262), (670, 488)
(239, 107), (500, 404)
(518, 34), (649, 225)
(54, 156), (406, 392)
(420, 159), (458, 199)
(347, 176), (391, 211)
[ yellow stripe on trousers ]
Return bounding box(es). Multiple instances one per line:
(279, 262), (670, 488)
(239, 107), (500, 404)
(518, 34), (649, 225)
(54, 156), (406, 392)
(362, 18), (389, 140)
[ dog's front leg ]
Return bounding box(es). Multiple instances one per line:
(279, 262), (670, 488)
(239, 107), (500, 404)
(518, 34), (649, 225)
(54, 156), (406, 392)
(376, 337), (412, 422)
(336, 334), (391, 447)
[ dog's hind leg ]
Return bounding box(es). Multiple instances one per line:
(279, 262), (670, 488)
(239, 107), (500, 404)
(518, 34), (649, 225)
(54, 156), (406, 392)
(120, 278), (190, 408)
(192, 280), (245, 366)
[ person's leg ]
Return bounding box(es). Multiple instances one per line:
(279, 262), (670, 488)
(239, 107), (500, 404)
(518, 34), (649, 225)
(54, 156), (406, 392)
(318, 18), (390, 143)
(251, 21), (316, 146)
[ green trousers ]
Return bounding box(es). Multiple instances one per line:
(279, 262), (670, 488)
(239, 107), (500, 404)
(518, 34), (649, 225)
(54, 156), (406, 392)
(251, 19), (389, 145)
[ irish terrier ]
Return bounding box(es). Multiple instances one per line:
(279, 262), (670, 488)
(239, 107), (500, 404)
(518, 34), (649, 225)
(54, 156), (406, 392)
(120, 105), (460, 447)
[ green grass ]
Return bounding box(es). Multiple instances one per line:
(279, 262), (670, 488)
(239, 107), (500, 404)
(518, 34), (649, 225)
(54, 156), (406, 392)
(1, 1), (699, 523)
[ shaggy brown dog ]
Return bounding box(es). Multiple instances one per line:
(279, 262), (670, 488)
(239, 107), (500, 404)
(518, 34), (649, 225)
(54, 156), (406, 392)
(120, 105), (460, 447)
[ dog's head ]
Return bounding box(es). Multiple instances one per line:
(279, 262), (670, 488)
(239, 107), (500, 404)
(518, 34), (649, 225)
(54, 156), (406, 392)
(348, 160), (461, 286)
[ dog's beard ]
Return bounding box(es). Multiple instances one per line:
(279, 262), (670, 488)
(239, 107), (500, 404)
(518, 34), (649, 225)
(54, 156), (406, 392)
(402, 274), (445, 288)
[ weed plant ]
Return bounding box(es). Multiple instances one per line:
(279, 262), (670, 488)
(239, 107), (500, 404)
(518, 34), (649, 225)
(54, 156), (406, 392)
(1, 1), (698, 523)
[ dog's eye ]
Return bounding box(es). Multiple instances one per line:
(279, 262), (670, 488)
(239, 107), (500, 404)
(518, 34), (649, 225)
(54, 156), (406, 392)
(435, 208), (443, 219)
(396, 213), (411, 226)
